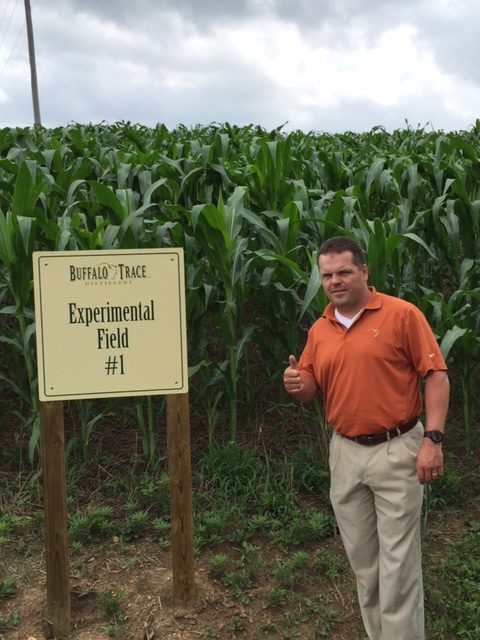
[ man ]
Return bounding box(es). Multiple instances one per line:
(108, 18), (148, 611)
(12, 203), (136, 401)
(283, 236), (449, 640)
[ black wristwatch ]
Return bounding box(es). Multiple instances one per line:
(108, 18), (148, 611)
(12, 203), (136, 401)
(424, 430), (444, 444)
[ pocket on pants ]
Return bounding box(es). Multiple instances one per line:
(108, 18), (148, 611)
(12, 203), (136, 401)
(329, 433), (341, 469)
(399, 422), (423, 457)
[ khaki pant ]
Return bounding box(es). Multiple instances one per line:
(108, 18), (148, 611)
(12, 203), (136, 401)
(329, 422), (425, 640)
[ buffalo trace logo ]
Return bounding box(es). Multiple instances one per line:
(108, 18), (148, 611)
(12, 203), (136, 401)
(69, 262), (148, 285)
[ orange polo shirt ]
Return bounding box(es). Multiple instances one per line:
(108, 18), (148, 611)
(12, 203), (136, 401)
(298, 288), (447, 437)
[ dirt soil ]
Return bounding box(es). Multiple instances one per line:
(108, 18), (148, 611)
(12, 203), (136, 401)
(1, 531), (367, 640)
(1, 394), (477, 640)
(2, 501), (477, 640)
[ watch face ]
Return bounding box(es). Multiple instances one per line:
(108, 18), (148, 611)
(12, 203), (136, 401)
(426, 430), (443, 443)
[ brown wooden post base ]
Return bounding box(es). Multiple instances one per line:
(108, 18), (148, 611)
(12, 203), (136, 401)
(40, 400), (71, 637)
(167, 393), (196, 607)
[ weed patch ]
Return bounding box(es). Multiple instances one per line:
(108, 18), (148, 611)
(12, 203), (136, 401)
(427, 525), (480, 639)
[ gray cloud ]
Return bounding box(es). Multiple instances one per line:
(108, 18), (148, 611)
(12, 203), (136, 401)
(304, 93), (468, 135)
(415, 6), (480, 85)
(1, 0), (478, 131)
(46, 0), (255, 31)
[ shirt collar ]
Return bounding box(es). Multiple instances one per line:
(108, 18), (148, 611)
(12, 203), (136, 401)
(322, 286), (382, 319)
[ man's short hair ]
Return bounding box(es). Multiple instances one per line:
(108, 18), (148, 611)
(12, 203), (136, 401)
(317, 236), (365, 268)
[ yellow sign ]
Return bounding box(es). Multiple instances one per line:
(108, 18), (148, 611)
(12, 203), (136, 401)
(33, 249), (188, 401)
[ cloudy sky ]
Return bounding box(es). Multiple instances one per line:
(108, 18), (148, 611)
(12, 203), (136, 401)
(1, 0), (479, 132)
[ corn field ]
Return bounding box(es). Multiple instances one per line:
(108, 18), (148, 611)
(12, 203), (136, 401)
(0, 122), (479, 461)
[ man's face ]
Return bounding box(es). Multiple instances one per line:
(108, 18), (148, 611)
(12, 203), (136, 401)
(318, 251), (369, 314)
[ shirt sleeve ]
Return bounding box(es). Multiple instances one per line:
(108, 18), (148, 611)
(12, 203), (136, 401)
(402, 304), (447, 377)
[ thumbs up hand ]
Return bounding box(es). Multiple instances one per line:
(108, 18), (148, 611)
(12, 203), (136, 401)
(283, 354), (304, 393)
(288, 355), (298, 370)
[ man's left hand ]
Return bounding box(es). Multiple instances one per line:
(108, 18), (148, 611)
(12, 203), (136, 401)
(416, 440), (444, 485)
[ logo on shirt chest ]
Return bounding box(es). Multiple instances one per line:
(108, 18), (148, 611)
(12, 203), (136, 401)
(367, 328), (380, 338)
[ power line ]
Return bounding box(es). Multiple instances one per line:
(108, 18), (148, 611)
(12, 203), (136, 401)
(0, 0), (20, 54)
(0, 0), (41, 126)
(0, 20), (24, 79)
(0, 0), (13, 35)
(0, 0), (22, 79)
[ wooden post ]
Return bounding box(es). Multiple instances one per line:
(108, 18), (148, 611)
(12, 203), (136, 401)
(40, 401), (71, 637)
(24, 0), (42, 125)
(167, 393), (196, 607)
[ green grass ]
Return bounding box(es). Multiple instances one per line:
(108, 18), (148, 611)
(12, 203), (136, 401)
(69, 506), (117, 544)
(0, 611), (20, 631)
(0, 575), (16, 599)
(426, 525), (480, 639)
(0, 415), (478, 638)
(272, 551), (309, 589)
(98, 589), (125, 636)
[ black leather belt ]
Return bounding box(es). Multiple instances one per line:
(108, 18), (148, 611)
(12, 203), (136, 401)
(343, 417), (419, 446)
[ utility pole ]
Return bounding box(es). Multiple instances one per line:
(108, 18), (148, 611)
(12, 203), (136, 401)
(24, 0), (41, 125)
